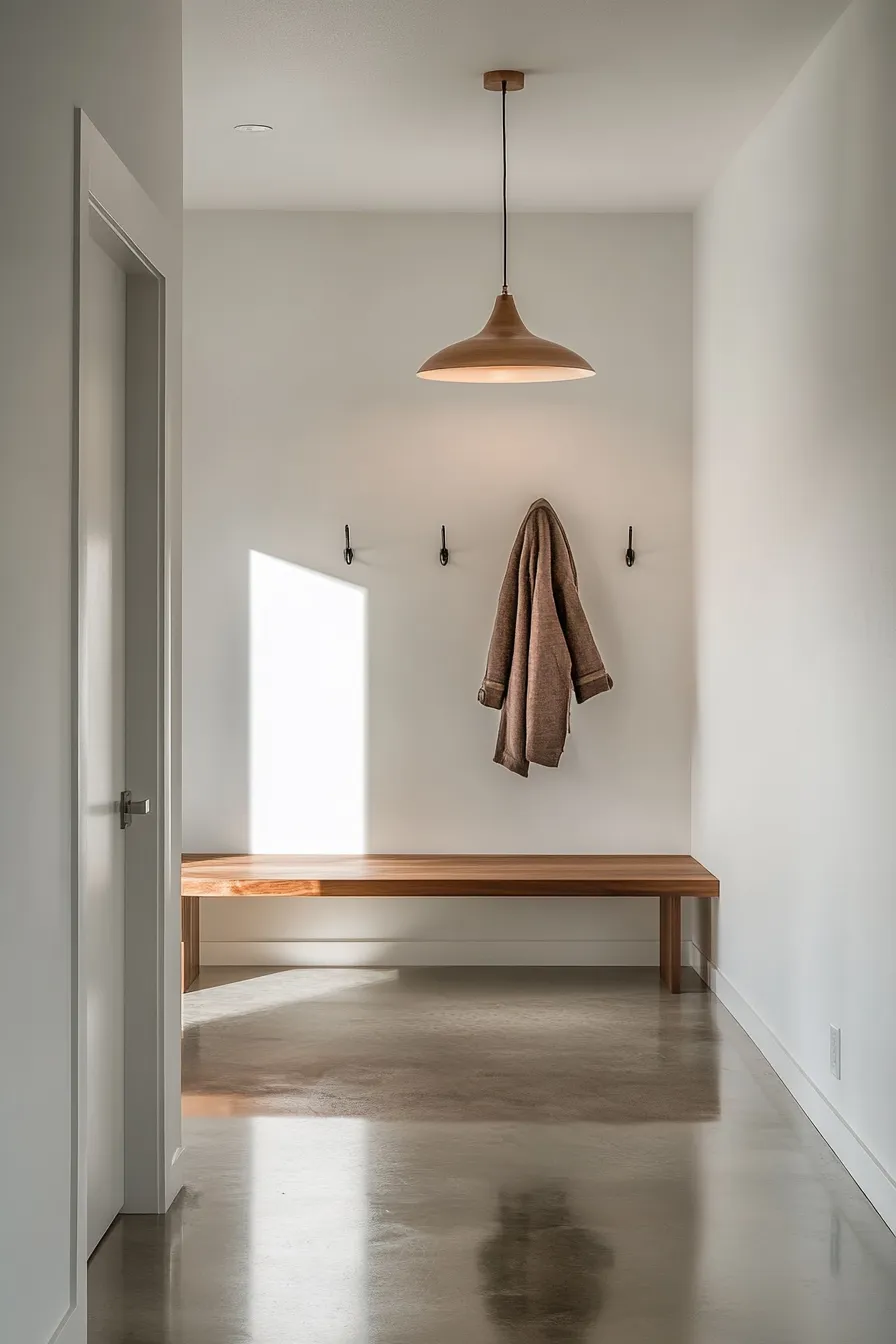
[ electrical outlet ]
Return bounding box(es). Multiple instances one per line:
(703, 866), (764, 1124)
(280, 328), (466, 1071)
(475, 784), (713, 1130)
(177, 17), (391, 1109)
(830, 1025), (842, 1080)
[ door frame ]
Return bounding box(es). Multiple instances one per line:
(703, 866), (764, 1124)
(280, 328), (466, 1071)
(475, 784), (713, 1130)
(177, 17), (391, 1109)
(65, 110), (181, 1340)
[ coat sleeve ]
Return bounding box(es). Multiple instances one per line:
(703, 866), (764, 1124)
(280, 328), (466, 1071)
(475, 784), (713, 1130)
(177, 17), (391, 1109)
(552, 538), (613, 704)
(478, 526), (525, 710)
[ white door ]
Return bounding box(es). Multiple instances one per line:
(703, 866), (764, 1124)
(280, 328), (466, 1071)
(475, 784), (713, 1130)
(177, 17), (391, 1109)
(82, 233), (127, 1256)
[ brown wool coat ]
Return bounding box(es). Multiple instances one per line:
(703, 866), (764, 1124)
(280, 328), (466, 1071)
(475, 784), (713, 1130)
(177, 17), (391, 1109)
(478, 499), (612, 776)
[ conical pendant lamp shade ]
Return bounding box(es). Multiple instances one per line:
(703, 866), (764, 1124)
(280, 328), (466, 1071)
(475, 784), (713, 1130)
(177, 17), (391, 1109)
(417, 72), (593, 385)
(417, 292), (595, 384)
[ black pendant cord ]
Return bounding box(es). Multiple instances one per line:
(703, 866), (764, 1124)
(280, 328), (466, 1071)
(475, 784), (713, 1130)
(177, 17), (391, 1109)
(501, 79), (508, 294)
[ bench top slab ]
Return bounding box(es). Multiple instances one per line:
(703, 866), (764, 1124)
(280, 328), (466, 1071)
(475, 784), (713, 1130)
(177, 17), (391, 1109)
(182, 854), (719, 898)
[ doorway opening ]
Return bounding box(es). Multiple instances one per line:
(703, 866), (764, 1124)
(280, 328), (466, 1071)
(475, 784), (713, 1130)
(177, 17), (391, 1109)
(72, 110), (181, 1323)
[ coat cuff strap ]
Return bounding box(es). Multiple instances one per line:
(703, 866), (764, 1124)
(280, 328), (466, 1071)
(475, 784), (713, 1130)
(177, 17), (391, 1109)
(478, 678), (505, 709)
(574, 669), (613, 704)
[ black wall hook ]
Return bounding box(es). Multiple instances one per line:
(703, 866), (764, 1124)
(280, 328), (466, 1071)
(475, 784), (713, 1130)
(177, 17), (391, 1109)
(439, 525), (450, 566)
(344, 524), (353, 566)
(625, 526), (636, 567)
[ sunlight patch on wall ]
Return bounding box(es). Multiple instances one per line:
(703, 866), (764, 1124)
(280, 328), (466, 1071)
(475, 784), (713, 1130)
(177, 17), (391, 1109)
(249, 551), (367, 852)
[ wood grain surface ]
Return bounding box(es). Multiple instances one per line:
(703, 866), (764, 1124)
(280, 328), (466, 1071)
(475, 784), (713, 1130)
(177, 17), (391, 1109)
(182, 853), (720, 899)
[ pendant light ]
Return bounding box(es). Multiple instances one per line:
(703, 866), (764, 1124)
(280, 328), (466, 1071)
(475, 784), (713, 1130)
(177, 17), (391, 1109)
(417, 71), (594, 384)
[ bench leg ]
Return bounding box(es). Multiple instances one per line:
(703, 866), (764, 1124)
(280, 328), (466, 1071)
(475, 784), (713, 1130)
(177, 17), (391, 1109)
(182, 895), (200, 993)
(659, 894), (682, 993)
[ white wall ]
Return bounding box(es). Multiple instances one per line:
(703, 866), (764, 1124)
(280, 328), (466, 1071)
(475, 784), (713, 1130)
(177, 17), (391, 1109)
(183, 211), (693, 963)
(0, 4), (182, 1340)
(694, 0), (896, 1230)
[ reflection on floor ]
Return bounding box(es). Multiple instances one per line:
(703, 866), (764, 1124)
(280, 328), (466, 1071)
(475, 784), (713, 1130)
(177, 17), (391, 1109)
(89, 968), (896, 1342)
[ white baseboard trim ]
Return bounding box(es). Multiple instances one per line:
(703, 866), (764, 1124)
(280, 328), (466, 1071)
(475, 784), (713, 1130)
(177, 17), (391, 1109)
(201, 938), (689, 969)
(688, 944), (896, 1237)
(166, 1144), (186, 1211)
(124, 1141), (186, 1215)
(51, 1301), (86, 1344)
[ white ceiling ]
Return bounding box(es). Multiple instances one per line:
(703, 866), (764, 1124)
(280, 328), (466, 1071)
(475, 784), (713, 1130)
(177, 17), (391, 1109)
(183, 0), (847, 211)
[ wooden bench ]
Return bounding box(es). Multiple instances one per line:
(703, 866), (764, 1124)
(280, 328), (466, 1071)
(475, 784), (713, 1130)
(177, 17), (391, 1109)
(181, 854), (719, 994)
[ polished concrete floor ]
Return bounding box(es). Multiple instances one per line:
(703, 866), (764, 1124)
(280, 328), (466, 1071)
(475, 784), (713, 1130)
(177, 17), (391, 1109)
(89, 968), (896, 1342)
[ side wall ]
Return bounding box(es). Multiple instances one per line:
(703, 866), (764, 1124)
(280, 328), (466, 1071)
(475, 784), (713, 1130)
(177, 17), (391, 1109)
(0, 4), (183, 1339)
(182, 211), (694, 965)
(694, 0), (896, 1230)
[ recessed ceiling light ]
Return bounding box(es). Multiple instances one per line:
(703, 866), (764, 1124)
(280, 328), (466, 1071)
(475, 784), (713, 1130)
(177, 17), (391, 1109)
(233, 123), (273, 134)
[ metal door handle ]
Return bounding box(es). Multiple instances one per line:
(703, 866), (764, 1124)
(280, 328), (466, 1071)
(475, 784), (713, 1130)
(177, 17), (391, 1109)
(120, 790), (152, 829)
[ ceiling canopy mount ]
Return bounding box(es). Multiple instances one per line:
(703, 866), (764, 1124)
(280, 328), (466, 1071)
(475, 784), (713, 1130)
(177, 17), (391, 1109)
(483, 69), (525, 93)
